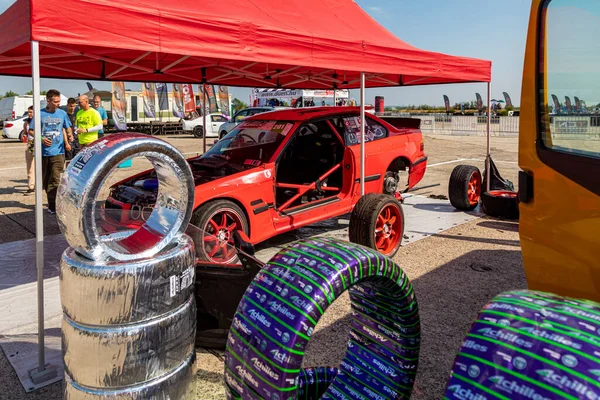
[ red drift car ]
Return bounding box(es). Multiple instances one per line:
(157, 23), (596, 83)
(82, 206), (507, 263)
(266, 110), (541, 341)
(104, 107), (427, 263)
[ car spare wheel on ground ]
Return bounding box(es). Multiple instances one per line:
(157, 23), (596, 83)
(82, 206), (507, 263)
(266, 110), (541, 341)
(448, 164), (482, 211)
(481, 190), (519, 219)
(349, 193), (404, 258)
(193, 125), (204, 138)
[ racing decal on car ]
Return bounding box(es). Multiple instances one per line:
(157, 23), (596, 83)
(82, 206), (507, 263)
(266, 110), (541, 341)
(244, 159), (262, 167)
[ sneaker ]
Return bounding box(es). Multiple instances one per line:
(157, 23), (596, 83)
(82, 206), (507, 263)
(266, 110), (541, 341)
(47, 208), (56, 215)
(24, 188), (34, 195)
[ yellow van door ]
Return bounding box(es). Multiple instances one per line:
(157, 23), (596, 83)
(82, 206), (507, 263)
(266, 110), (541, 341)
(519, 0), (600, 301)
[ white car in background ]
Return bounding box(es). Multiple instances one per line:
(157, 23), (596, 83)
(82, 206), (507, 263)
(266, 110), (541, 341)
(217, 107), (278, 139)
(1, 115), (27, 141)
(181, 113), (229, 138)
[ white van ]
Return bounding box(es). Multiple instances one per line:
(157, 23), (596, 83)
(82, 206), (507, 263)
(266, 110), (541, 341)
(0, 96), (33, 123)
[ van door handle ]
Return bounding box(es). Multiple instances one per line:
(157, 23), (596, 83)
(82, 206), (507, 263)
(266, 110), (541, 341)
(518, 170), (533, 203)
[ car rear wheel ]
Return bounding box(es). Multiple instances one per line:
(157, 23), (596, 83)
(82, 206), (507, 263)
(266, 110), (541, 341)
(382, 171), (400, 195)
(481, 190), (519, 219)
(449, 165), (482, 211)
(349, 193), (404, 258)
(191, 200), (249, 264)
(18, 130), (25, 143)
(193, 126), (204, 138)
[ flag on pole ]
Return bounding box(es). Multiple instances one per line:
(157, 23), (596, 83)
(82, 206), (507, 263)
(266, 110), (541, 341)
(156, 83), (169, 111)
(111, 81), (127, 131)
(475, 93), (483, 112)
(218, 86), (230, 116)
(171, 84), (184, 118)
(502, 92), (513, 108)
(551, 94), (561, 114)
(142, 83), (156, 118)
(574, 96), (582, 113)
(443, 95), (450, 112)
(205, 85), (218, 113)
(564, 96), (573, 113)
(182, 84), (196, 113)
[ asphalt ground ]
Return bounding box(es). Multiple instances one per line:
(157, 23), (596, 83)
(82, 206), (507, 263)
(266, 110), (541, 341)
(0, 132), (525, 399)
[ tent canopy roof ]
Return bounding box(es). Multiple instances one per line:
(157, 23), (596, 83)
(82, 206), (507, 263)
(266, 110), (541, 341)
(0, 0), (491, 88)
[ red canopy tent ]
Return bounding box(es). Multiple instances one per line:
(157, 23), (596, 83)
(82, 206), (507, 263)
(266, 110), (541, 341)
(0, 0), (492, 388)
(0, 0), (490, 87)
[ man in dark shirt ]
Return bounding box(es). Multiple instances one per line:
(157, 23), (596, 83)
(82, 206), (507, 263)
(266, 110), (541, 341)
(65, 97), (79, 161)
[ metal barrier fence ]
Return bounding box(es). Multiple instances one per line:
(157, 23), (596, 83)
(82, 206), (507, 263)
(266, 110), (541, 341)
(381, 113), (600, 140)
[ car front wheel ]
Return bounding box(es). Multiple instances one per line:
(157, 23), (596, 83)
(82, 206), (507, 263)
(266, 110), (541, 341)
(191, 200), (249, 264)
(219, 130), (228, 140)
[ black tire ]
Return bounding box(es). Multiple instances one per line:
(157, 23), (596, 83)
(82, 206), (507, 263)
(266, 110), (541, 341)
(481, 190), (519, 219)
(349, 193), (404, 258)
(219, 130), (228, 140)
(190, 200), (249, 264)
(449, 164), (482, 211)
(382, 170), (400, 195)
(193, 125), (204, 138)
(18, 130), (25, 143)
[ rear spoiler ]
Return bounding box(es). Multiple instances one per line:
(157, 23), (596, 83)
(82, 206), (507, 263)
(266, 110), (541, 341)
(380, 117), (421, 130)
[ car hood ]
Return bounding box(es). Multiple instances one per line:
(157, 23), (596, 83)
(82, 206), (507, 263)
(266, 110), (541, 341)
(108, 156), (251, 205)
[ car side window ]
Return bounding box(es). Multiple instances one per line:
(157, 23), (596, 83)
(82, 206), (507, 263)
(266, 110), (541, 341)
(248, 109), (266, 116)
(233, 110), (248, 123)
(211, 115), (226, 122)
(341, 116), (388, 145)
(541, 0), (600, 160)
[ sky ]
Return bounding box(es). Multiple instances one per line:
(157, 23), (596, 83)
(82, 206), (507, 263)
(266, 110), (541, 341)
(0, 0), (532, 106)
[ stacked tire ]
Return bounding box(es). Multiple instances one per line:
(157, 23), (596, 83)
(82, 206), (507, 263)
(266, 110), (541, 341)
(444, 290), (600, 400)
(56, 134), (198, 399)
(224, 238), (421, 399)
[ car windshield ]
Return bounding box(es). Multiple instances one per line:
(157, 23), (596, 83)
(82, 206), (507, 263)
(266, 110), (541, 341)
(201, 120), (294, 165)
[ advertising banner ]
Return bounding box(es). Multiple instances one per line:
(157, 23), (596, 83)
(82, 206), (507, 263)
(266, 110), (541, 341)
(205, 85), (218, 113)
(171, 84), (184, 118)
(551, 94), (561, 114)
(502, 92), (513, 108)
(181, 84), (196, 113)
(142, 82), (156, 118)
(475, 93), (483, 112)
(156, 83), (169, 111)
(443, 95), (450, 112)
(217, 86), (230, 116)
(574, 96), (582, 113)
(564, 96), (573, 113)
(111, 81), (127, 131)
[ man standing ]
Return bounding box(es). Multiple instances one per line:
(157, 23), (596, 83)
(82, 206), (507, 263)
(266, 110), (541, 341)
(92, 95), (108, 138)
(29, 90), (72, 214)
(76, 95), (103, 148)
(65, 97), (79, 160)
(23, 105), (34, 194)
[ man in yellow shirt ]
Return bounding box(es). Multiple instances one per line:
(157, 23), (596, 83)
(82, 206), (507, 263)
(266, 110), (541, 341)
(76, 95), (103, 148)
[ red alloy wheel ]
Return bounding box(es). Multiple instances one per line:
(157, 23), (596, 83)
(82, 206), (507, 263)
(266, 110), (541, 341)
(374, 204), (403, 255)
(202, 209), (243, 263)
(487, 190), (518, 198)
(468, 170), (482, 206)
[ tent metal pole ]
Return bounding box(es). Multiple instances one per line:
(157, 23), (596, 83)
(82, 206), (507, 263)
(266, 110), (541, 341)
(333, 89), (337, 106)
(360, 72), (365, 196)
(202, 85), (207, 153)
(486, 81), (491, 192)
(31, 40), (45, 373)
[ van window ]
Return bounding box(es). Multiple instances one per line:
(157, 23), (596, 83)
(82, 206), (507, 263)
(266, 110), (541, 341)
(540, 0), (600, 159)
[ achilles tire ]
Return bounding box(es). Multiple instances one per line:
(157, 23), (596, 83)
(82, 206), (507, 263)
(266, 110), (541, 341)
(444, 290), (600, 400)
(480, 190), (519, 219)
(449, 165), (482, 211)
(349, 193), (404, 258)
(193, 126), (204, 138)
(191, 200), (249, 264)
(60, 234), (195, 326)
(62, 296), (196, 388)
(64, 351), (197, 399)
(224, 238), (420, 399)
